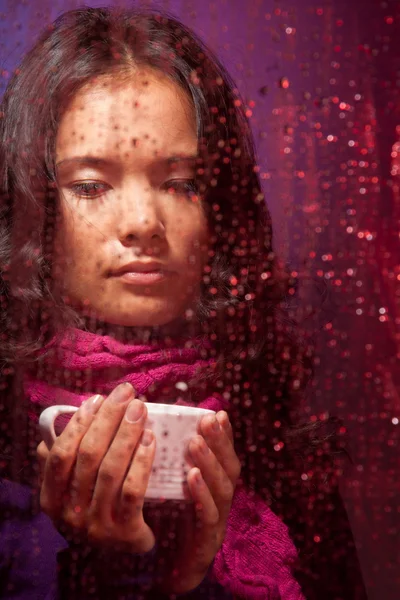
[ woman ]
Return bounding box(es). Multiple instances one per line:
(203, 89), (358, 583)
(0, 7), (367, 599)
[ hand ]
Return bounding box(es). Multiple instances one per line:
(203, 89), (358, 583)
(37, 383), (156, 553)
(162, 411), (241, 594)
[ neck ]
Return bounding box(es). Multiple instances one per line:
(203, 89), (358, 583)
(79, 314), (203, 344)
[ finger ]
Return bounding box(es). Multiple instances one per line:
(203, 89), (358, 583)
(216, 411), (234, 445)
(164, 468), (224, 594)
(37, 441), (49, 485)
(65, 383), (135, 523)
(40, 394), (104, 520)
(187, 467), (219, 525)
(189, 436), (233, 520)
(89, 399), (148, 519)
(199, 414), (241, 485)
(185, 468), (221, 575)
(37, 440), (49, 467)
(91, 429), (156, 547)
(120, 429), (156, 512)
(88, 428), (156, 553)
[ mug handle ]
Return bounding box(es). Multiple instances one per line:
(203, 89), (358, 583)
(39, 405), (79, 450)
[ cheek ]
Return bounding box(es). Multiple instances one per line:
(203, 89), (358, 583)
(181, 225), (209, 270)
(194, 219), (210, 265)
(53, 205), (99, 272)
(179, 208), (208, 247)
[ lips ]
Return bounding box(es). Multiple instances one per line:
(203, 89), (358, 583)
(109, 261), (173, 286)
(110, 261), (168, 276)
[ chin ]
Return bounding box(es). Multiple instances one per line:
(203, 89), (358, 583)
(97, 299), (189, 328)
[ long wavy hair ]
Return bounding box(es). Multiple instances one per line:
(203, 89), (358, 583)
(0, 6), (342, 566)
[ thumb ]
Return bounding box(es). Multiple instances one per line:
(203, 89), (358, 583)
(37, 441), (49, 485)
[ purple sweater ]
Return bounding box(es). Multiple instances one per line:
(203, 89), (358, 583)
(0, 478), (305, 600)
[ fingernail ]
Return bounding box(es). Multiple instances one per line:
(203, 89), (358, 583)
(211, 416), (220, 432)
(82, 394), (103, 414)
(218, 411), (231, 430)
(111, 382), (135, 404)
(125, 399), (145, 423)
(193, 468), (203, 486)
(140, 429), (154, 447)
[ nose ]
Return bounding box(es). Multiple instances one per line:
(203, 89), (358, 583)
(117, 185), (166, 248)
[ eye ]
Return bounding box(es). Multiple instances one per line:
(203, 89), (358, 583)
(69, 181), (110, 198)
(163, 179), (200, 199)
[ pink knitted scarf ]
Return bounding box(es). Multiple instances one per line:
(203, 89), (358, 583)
(24, 328), (227, 423)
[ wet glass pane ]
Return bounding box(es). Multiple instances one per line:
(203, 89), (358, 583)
(0, 1), (399, 599)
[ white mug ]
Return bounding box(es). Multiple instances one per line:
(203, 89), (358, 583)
(39, 402), (215, 502)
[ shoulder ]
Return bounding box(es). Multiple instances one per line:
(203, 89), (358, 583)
(0, 477), (66, 598)
(0, 476), (65, 543)
(0, 477), (35, 512)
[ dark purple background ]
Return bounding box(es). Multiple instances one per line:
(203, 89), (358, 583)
(1, 1), (399, 598)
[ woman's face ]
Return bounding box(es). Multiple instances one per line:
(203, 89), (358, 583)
(54, 69), (209, 327)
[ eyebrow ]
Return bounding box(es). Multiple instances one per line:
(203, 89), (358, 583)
(166, 154), (198, 165)
(55, 156), (112, 170)
(55, 154), (199, 170)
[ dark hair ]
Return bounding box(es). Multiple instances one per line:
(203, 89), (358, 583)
(0, 5), (341, 540)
